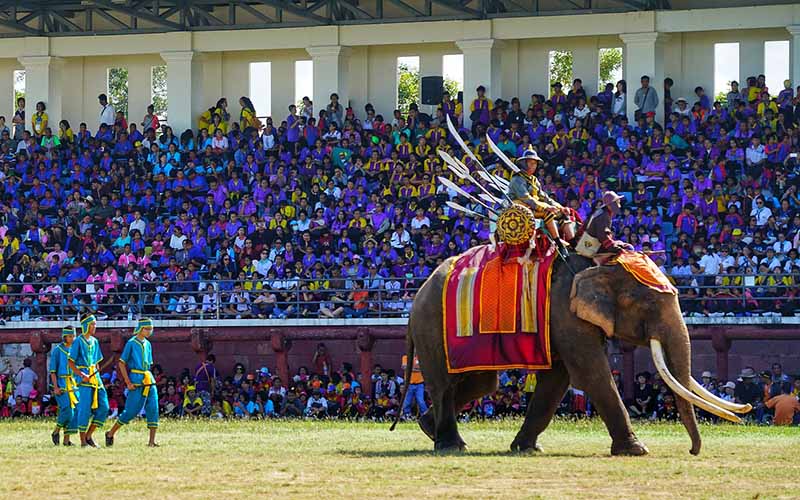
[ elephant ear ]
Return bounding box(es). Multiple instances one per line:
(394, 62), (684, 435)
(569, 266), (615, 338)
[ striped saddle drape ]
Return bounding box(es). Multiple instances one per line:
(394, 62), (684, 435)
(442, 243), (556, 374)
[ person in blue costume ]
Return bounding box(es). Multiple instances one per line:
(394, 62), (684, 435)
(105, 318), (160, 447)
(49, 326), (79, 446)
(68, 313), (110, 448)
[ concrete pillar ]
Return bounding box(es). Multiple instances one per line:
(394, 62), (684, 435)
(419, 51), (443, 116)
(306, 45), (351, 111)
(29, 331), (50, 395)
(18, 56), (64, 127)
(190, 328), (213, 364)
(160, 50), (196, 133)
(620, 32), (668, 125)
(127, 63), (151, 128)
(456, 38), (503, 129)
(711, 329), (731, 382)
(272, 59), (295, 120)
(501, 39), (520, 100)
(572, 45), (599, 97)
(788, 25), (800, 89)
(357, 328), (375, 397)
(739, 39), (765, 89)
(271, 331), (291, 386)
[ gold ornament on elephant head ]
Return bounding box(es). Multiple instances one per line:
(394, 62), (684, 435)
(495, 203), (537, 245)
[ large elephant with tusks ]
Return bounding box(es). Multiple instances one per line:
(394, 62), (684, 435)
(396, 254), (750, 455)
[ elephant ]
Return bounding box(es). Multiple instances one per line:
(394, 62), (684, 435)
(396, 253), (751, 456)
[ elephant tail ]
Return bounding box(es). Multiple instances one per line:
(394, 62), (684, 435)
(389, 330), (414, 432)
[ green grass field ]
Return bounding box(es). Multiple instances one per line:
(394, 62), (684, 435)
(0, 418), (797, 499)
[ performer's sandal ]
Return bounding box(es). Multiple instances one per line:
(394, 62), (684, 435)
(51, 431), (60, 446)
(148, 442), (160, 447)
(105, 432), (114, 447)
(63, 441), (74, 447)
(85, 438), (100, 449)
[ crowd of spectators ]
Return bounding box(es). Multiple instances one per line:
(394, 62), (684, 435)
(2, 344), (798, 425)
(622, 363), (800, 425)
(0, 72), (799, 320)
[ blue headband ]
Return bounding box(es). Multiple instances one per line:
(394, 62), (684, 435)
(62, 326), (76, 338)
(134, 318), (154, 335)
(80, 314), (96, 334)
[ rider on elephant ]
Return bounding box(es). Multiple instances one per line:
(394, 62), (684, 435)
(507, 147), (575, 246)
(577, 190), (634, 259)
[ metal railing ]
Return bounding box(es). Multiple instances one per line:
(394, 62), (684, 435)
(673, 272), (800, 315)
(0, 278), (421, 321)
(0, 272), (798, 322)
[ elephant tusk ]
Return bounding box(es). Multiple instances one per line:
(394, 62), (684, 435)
(649, 339), (742, 424)
(689, 378), (753, 414)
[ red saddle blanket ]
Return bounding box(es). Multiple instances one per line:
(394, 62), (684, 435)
(442, 243), (557, 373)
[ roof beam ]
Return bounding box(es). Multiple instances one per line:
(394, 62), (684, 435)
(92, 0), (184, 29)
(231, 1), (275, 23)
(254, 0), (328, 23)
(0, 14), (40, 35)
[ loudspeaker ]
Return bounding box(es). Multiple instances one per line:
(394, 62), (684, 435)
(421, 76), (444, 105)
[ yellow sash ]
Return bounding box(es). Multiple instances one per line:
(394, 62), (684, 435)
(77, 364), (100, 409)
(131, 369), (154, 397)
(60, 375), (78, 408)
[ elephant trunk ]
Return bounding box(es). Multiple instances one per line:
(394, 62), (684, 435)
(656, 330), (702, 456)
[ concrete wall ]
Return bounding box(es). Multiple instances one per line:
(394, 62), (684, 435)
(0, 4), (797, 129)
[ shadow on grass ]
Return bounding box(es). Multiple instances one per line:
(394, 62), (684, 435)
(338, 449), (601, 459)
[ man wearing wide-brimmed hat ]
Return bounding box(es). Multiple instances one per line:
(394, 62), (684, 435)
(507, 146), (573, 244)
(576, 190), (633, 258)
(733, 367), (762, 416)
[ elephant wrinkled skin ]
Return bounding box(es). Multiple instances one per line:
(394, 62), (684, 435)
(402, 254), (704, 456)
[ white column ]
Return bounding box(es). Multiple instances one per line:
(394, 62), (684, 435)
(572, 46), (599, 98)
(456, 38), (503, 129)
(620, 32), (668, 125)
(160, 50), (196, 133)
(789, 25), (800, 90)
(306, 45), (350, 111)
(739, 39), (765, 88)
(18, 56), (64, 127)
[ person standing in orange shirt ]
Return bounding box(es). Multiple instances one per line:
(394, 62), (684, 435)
(764, 386), (800, 425)
(401, 354), (428, 419)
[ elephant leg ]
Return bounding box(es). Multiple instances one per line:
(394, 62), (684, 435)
(510, 362), (569, 453)
(431, 386), (464, 452)
(418, 372), (497, 445)
(563, 354), (648, 456)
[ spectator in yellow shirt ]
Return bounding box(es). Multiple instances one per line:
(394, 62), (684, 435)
(58, 120), (74, 145)
(31, 101), (48, 138)
(239, 96), (261, 131)
(756, 93), (778, 118)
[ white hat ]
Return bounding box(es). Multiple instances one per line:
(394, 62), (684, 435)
(352, 254), (361, 260)
(676, 97), (688, 103)
(724, 381), (736, 390)
(701, 371), (712, 378)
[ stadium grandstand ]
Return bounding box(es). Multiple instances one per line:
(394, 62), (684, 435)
(0, 0), (799, 424)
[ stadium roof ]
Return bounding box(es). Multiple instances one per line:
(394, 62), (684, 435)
(0, 0), (675, 37)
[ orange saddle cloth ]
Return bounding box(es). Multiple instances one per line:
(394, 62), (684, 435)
(442, 243), (557, 374)
(612, 250), (677, 295)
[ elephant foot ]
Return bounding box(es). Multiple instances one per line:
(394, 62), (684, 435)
(510, 437), (544, 454)
(418, 410), (435, 442)
(611, 438), (649, 456)
(434, 441), (466, 454)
